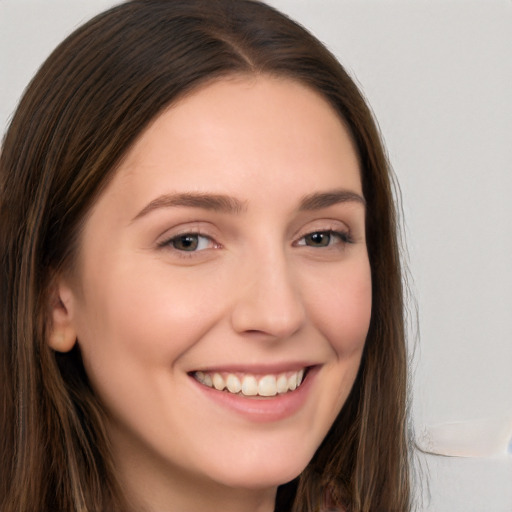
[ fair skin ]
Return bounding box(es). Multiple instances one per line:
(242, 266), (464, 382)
(50, 75), (372, 512)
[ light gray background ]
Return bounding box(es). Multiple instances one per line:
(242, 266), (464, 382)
(1, 1), (511, 510)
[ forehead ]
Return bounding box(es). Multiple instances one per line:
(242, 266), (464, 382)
(117, 74), (360, 188)
(85, 75), (363, 234)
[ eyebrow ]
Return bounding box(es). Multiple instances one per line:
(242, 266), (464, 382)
(132, 188), (365, 222)
(298, 189), (366, 210)
(132, 192), (247, 221)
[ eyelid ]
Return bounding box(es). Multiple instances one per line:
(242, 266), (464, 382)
(292, 218), (352, 241)
(163, 233), (215, 249)
(294, 229), (353, 248)
(156, 225), (222, 253)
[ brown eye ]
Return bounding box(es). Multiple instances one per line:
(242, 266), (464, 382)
(297, 230), (352, 248)
(304, 232), (331, 247)
(171, 234), (200, 251)
(160, 232), (217, 254)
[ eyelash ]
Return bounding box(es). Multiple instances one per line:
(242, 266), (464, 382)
(158, 231), (218, 255)
(294, 229), (353, 248)
(158, 228), (353, 257)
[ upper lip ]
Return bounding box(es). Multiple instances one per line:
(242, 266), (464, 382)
(189, 362), (318, 374)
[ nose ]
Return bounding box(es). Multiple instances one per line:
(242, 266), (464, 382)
(230, 249), (306, 340)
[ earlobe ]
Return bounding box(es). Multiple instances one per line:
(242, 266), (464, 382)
(48, 327), (76, 352)
(48, 283), (77, 353)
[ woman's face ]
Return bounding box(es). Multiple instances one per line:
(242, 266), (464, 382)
(54, 76), (371, 506)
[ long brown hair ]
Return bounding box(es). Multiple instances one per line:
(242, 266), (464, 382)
(0, 1), (410, 510)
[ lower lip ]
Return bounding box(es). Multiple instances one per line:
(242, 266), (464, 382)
(190, 367), (318, 423)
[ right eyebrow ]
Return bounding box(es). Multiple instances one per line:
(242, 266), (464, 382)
(298, 189), (366, 211)
(131, 192), (247, 222)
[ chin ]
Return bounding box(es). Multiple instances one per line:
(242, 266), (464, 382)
(206, 450), (312, 491)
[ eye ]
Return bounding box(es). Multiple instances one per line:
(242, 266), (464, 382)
(165, 233), (215, 252)
(296, 230), (351, 248)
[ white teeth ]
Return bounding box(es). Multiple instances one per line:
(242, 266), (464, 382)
(288, 373), (297, 391)
(212, 373), (225, 391)
(203, 373), (213, 387)
(193, 369), (307, 397)
(276, 374), (288, 394)
(226, 374), (241, 393)
(241, 375), (258, 396)
(258, 375), (277, 397)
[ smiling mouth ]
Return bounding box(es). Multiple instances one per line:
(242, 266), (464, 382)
(191, 368), (308, 397)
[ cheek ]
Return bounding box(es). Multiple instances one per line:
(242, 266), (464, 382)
(306, 259), (372, 356)
(74, 263), (225, 378)
(72, 272), (209, 436)
(297, 259), (371, 436)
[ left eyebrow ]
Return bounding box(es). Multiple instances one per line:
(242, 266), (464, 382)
(298, 189), (366, 211)
(131, 192), (247, 222)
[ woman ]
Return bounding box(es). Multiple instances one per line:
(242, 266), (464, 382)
(0, 1), (410, 511)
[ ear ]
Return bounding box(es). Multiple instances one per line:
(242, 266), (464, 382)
(48, 280), (78, 353)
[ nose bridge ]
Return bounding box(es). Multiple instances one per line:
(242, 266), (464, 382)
(230, 243), (306, 339)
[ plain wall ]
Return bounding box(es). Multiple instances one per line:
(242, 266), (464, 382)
(1, 1), (511, 510)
